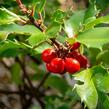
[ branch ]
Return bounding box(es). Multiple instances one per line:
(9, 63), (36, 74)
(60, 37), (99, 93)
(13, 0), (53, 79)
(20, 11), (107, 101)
(36, 72), (50, 90)
(15, 57), (45, 108)
(0, 89), (30, 95)
(16, 0), (46, 32)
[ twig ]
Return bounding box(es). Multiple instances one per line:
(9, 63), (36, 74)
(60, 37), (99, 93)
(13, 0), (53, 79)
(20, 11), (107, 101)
(16, 0), (46, 32)
(0, 88), (32, 95)
(36, 72), (50, 90)
(15, 57), (45, 109)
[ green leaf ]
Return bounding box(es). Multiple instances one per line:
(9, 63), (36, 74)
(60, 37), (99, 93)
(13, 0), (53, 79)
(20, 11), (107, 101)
(45, 75), (70, 94)
(11, 63), (22, 85)
(88, 47), (101, 66)
(92, 66), (109, 93)
(47, 22), (61, 37)
(74, 66), (109, 109)
(64, 11), (85, 37)
(0, 7), (21, 24)
(84, 15), (109, 31)
(77, 27), (109, 49)
(96, 50), (109, 68)
(38, 0), (46, 12)
(84, 4), (98, 24)
(52, 9), (66, 24)
(0, 24), (47, 46)
(0, 40), (33, 57)
(74, 69), (98, 109)
(96, 0), (109, 11)
(97, 92), (109, 109)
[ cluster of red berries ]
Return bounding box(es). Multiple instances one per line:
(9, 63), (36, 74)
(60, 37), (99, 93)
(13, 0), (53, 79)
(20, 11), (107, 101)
(41, 42), (89, 74)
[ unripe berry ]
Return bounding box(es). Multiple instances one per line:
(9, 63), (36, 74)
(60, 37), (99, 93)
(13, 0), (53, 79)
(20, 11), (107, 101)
(70, 42), (80, 50)
(46, 58), (65, 74)
(42, 48), (57, 63)
(65, 58), (80, 74)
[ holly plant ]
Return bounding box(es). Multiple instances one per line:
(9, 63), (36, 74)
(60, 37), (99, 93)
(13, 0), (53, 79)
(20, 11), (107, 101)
(0, 0), (109, 109)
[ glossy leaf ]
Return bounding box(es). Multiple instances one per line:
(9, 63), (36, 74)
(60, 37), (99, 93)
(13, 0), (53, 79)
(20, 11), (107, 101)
(0, 24), (47, 46)
(77, 27), (109, 49)
(64, 11), (85, 37)
(97, 92), (109, 109)
(74, 69), (98, 109)
(52, 9), (66, 24)
(92, 66), (109, 93)
(84, 15), (109, 31)
(74, 66), (109, 109)
(0, 7), (21, 24)
(96, 50), (109, 68)
(84, 4), (98, 24)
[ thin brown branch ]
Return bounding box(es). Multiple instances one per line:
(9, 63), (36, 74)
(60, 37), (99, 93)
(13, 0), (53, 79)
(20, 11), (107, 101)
(15, 57), (45, 109)
(16, 0), (46, 32)
(36, 72), (50, 90)
(0, 89), (31, 95)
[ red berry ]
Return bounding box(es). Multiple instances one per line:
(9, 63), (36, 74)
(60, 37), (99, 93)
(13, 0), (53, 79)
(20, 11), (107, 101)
(69, 51), (90, 68)
(69, 51), (80, 58)
(70, 42), (80, 50)
(76, 55), (90, 68)
(42, 48), (57, 63)
(46, 58), (65, 74)
(65, 58), (80, 74)
(46, 63), (52, 72)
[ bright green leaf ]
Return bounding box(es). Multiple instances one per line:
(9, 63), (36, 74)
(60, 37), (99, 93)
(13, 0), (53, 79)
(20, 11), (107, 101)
(77, 27), (109, 49)
(0, 24), (47, 46)
(74, 69), (98, 109)
(0, 7), (21, 24)
(84, 15), (109, 31)
(92, 66), (109, 93)
(64, 11), (85, 37)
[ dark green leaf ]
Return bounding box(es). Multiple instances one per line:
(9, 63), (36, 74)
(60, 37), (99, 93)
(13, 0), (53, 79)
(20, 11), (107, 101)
(96, 50), (109, 68)
(97, 92), (109, 109)
(45, 75), (70, 94)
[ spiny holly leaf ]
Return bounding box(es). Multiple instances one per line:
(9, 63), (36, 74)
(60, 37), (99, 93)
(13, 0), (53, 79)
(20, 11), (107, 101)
(74, 69), (98, 109)
(64, 11), (85, 37)
(84, 15), (109, 31)
(74, 66), (109, 109)
(0, 24), (47, 46)
(96, 50), (109, 68)
(52, 9), (66, 24)
(0, 7), (21, 24)
(84, 3), (98, 24)
(97, 92), (109, 109)
(0, 40), (27, 57)
(47, 22), (61, 37)
(92, 66), (109, 93)
(88, 47), (101, 66)
(77, 27), (109, 49)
